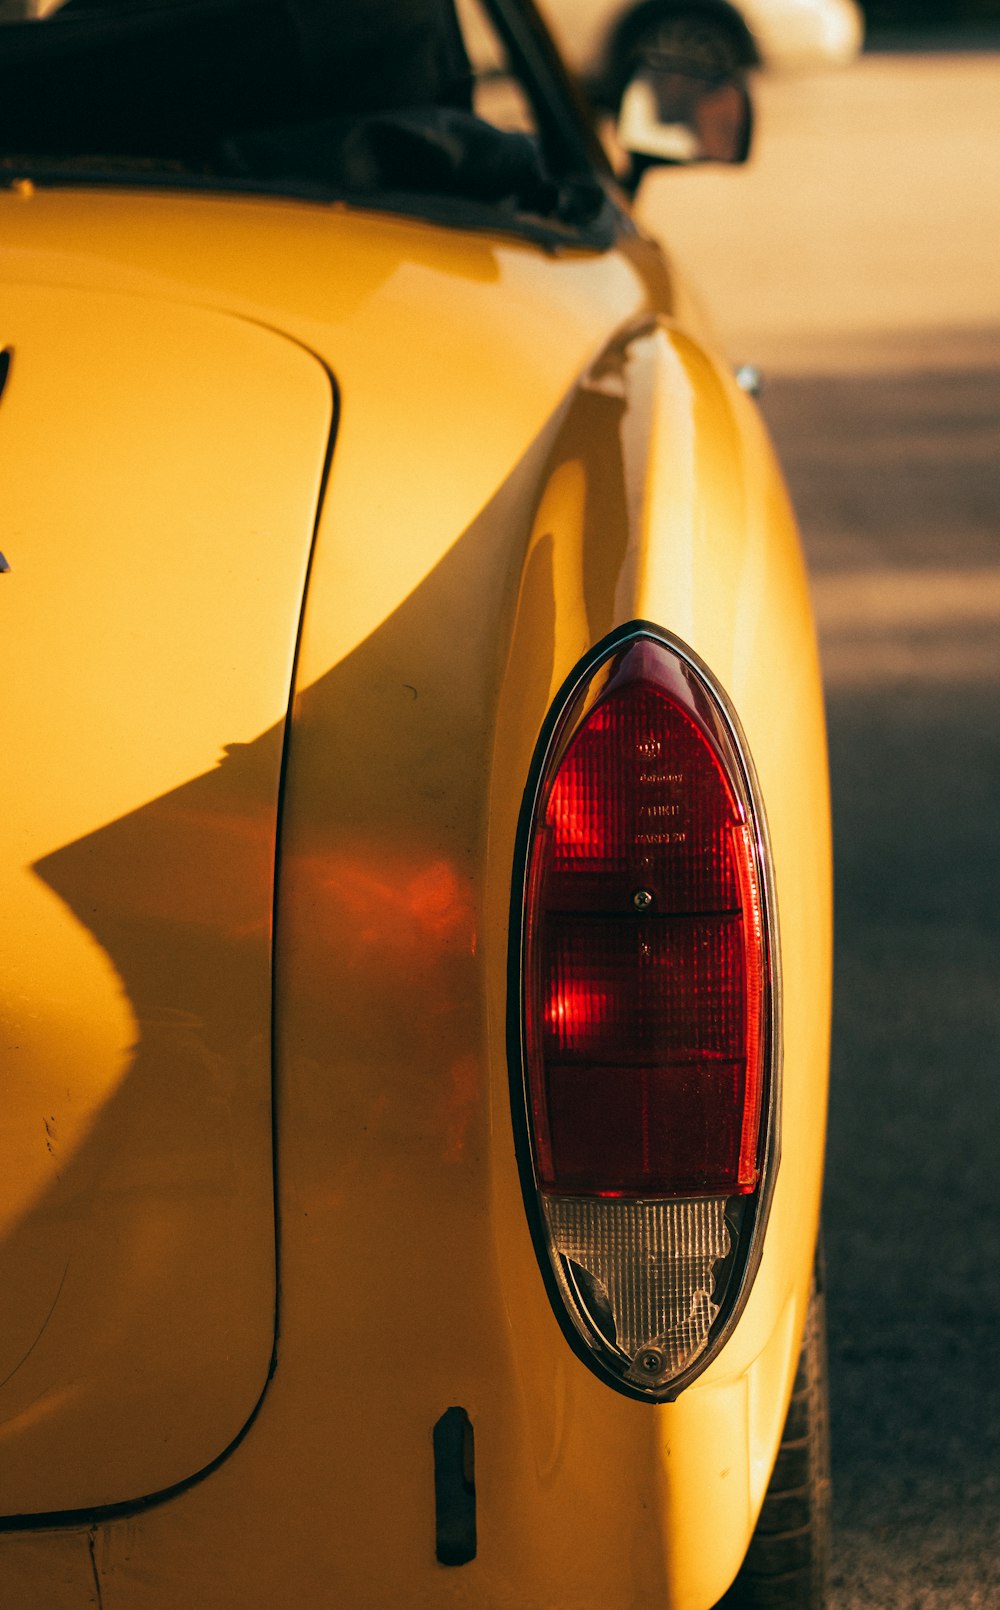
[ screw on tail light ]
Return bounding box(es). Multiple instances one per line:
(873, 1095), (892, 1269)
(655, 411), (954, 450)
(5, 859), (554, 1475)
(510, 627), (779, 1400)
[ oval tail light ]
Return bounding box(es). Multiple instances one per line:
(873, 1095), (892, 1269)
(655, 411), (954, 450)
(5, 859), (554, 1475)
(510, 628), (779, 1399)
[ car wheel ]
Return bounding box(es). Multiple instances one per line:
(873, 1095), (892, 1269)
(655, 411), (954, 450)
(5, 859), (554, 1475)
(714, 1269), (832, 1609)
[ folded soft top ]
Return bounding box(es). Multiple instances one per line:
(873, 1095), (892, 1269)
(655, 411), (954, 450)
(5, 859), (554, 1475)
(0, 0), (471, 157)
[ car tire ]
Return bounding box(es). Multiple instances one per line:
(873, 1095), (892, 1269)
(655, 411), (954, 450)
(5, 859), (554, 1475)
(713, 1270), (832, 1609)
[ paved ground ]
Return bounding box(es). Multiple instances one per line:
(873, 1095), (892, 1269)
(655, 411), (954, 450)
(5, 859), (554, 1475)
(641, 49), (1000, 1608)
(766, 365), (1000, 1608)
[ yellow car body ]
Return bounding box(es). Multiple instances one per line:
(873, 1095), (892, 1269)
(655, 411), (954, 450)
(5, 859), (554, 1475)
(0, 6), (831, 1604)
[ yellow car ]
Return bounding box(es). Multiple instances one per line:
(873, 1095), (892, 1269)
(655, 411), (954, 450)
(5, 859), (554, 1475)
(0, 2), (831, 1606)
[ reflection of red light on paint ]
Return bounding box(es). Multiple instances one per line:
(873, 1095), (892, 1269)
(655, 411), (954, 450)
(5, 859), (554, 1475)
(523, 640), (769, 1200)
(319, 856), (472, 949)
(404, 861), (468, 939)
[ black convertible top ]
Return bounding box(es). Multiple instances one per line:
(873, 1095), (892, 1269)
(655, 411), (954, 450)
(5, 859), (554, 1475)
(0, 0), (472, 157)
(0, 0), (609, 228)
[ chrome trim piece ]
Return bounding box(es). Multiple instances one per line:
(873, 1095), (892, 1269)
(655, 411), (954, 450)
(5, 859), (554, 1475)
(734, 363), (762, 397)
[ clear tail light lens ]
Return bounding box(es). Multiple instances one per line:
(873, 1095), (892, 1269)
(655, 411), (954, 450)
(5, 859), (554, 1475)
(512, 631), (777, 1397)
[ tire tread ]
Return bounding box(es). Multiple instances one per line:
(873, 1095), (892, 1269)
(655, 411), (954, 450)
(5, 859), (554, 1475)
(712, 1275), (831, 1609)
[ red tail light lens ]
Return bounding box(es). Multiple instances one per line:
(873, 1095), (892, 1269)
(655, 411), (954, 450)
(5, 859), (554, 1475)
(523, 637), (768, 1199)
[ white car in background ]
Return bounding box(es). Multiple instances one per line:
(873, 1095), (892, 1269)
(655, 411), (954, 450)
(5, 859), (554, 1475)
(537, 0), (863, 103)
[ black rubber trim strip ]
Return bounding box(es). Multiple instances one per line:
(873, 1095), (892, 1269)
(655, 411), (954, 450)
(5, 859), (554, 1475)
(1, 167), (623, 253)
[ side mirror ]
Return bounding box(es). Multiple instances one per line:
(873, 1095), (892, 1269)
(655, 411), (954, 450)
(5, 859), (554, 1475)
(617, 63), (752, 185)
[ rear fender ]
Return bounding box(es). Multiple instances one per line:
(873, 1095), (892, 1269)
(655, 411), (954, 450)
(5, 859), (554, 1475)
(486, 319), (830, 1606)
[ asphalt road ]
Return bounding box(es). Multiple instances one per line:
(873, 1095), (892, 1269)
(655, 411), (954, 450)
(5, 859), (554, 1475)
(767, 365), (1000, 1609)
(641, 48), (1000, 1609)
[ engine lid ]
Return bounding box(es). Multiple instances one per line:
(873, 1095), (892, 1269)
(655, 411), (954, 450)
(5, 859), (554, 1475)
(0, 286), (332, 1514)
